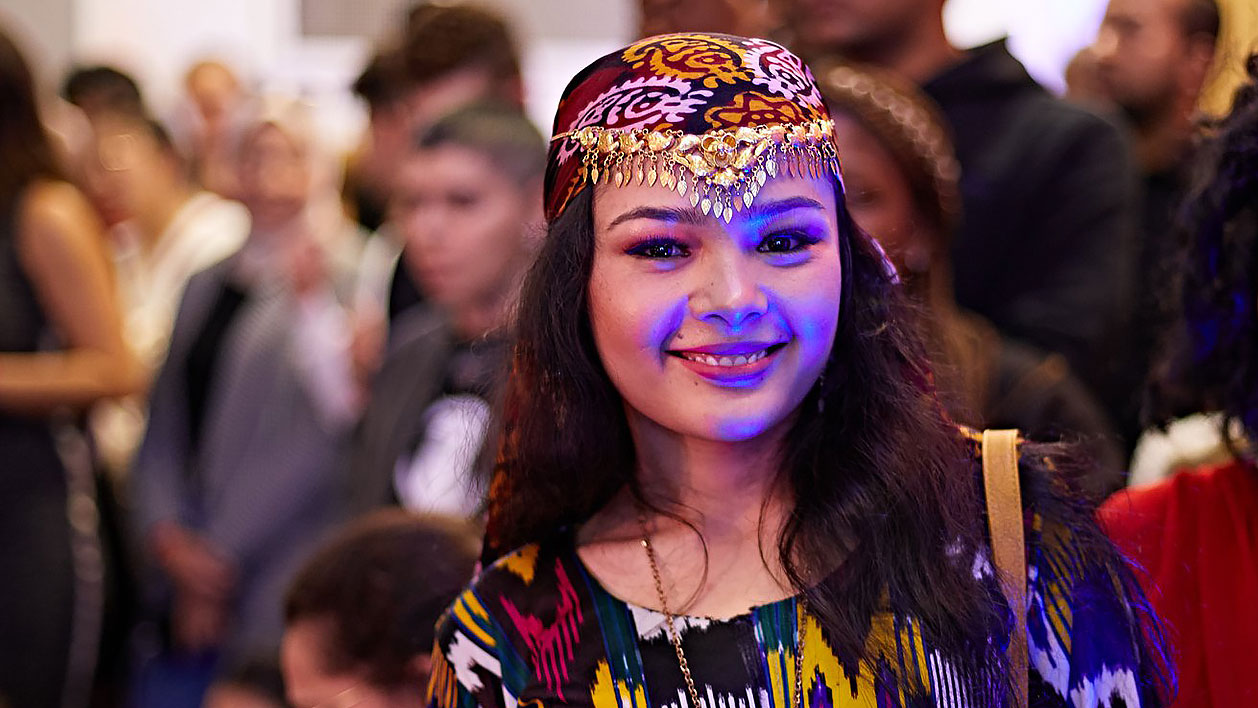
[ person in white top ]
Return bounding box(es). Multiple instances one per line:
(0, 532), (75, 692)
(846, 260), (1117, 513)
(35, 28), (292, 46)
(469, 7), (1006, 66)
(82, 108), (249, 471)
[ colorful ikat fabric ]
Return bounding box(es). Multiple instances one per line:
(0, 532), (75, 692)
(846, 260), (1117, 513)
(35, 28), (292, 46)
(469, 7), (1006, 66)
(428, 517), (1151, 708)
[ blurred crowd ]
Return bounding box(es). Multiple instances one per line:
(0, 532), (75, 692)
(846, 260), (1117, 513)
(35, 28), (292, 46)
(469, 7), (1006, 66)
(0, 0), (1255, 706)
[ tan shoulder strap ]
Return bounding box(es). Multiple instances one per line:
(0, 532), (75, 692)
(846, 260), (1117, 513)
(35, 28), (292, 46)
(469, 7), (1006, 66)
(981, 428), (1028, 708)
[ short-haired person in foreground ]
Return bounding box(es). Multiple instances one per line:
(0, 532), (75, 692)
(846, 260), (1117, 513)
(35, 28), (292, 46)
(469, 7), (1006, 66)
(429, 34), (1165, 708)
(282, 511), (479, 708)
(1100, 56), (1258, 708)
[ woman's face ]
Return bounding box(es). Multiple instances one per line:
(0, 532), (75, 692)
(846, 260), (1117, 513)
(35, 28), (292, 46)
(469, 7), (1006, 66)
(831, 113), (930, 275)
(588, 172), (843, 443)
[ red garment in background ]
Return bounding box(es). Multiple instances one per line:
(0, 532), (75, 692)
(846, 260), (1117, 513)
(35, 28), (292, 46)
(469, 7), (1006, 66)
(1099, 459), (1258, 707)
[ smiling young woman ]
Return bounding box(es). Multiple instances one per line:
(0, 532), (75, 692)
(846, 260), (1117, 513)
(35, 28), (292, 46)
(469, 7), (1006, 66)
(428, 34), (1167, 708)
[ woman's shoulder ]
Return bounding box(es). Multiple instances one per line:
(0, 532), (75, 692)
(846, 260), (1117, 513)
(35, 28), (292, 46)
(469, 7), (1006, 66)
(432, 534), (593, 698)
(964, 428), (1156, 703)
(16, 180), (100, 245)
(438, 533), (586, 640)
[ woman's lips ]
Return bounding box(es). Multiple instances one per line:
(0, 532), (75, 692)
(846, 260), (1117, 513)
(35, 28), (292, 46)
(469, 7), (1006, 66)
(666, 342), (786, 384)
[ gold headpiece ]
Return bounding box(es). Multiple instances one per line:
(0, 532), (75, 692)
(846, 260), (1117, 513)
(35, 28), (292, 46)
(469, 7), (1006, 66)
(551, 119), (840, 224)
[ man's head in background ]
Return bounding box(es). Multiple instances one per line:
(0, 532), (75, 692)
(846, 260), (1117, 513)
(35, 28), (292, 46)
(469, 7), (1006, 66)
(1092, 0), (1219, 131)
(62, 65), (145, 121)
(351, 3), (524, 205)
(282, 510), (479, 708)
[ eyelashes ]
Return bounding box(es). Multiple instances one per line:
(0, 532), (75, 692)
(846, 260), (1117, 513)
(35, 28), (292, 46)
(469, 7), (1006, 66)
(625, 237), (691, 259)
(757, 231), (821, 254)
(625, 230), (822, 260)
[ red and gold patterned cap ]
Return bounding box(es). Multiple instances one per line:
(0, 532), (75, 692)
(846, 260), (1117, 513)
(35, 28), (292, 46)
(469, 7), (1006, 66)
(545, 33), (841, 223)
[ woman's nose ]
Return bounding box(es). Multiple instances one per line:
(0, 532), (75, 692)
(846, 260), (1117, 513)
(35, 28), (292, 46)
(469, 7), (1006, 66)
(689, 250), (768, 331)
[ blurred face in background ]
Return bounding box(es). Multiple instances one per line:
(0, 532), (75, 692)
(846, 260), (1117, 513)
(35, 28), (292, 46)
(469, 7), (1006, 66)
(777, 0), (935, 58)
(1093, 0), (1211, 125)
(186, 62), (242, 137)
(84, 113), (182, 228)
(237, 123), (310, 233)
(831, 113), (932, 277)
(392, 143), (539, 318)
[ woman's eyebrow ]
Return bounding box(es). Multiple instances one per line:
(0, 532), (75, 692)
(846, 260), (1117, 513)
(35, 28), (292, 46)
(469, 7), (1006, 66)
(608, 205), (707, 228)
(607, 196), (825, 229)
(746, 196), (826, 221)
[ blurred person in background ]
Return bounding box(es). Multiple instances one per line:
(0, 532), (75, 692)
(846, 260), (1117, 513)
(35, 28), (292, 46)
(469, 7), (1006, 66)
(343, 2), (524, 235)
(203, 656), (290, 708)
(62, 64), (146, 122)
(346, 103), (543, 517)
(1100, 57), (1258, 706)
(83, 109), (249, 472)
(1090, 0), (1220, 446)
(1065, 45), (1116, 111)
(777, 0), (1141, 435)
(637, 0), (779, 38)
(129, 100), (360, 708)
(346, 50), (410, 234)
(172, 59), (251, 199)
(344, 3), (526, 334)
(0, 24), (143, 708)
(821, 65), (1126, 497)
(281, 510), (479, 708)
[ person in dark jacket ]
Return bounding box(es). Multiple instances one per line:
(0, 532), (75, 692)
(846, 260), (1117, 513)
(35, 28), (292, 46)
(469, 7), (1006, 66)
(345, 104), (544, 517)
(821, 64), (1126, 496)
(779, 0), (1140, 427)
(1088, 0), (1220, 441)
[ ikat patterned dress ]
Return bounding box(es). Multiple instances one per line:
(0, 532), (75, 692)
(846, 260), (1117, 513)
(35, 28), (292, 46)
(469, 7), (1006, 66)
(428, 516), (1151, 708)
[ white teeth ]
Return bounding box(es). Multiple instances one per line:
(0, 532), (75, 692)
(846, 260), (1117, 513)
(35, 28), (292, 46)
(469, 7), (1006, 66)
(680, 348), (773, 367)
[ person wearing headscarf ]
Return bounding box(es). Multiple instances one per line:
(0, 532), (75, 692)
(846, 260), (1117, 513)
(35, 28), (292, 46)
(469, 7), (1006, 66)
(427, 34), (1165, 708)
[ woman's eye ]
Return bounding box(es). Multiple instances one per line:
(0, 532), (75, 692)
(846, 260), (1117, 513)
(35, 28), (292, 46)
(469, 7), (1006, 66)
(627, 238), (690, 259)
(757, 232), (816, 254)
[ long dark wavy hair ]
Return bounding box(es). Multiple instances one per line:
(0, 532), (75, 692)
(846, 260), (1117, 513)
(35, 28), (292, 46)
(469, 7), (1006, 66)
(0, 26), (63, 213)
(485, 160), (1164, 702)
(1150, 55), (1258, 450)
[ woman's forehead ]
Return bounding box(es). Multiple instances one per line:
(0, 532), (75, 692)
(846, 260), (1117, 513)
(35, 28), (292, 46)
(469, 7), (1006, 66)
(593, 173), (838, 231)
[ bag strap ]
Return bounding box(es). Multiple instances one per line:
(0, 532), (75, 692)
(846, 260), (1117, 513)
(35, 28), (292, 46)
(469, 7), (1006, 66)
(981, 428), (1028, 708)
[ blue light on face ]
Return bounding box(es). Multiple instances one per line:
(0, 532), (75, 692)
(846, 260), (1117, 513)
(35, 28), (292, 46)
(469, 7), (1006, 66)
(715, 415), (772, 441)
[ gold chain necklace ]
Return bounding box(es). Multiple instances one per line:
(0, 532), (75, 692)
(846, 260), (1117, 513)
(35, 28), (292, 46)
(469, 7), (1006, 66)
(637, 511), (807, 708)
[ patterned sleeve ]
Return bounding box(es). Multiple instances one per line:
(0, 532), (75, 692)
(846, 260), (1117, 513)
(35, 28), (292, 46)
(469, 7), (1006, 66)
(1023, 512), (1150, 708)
(429, 577), (536, 708)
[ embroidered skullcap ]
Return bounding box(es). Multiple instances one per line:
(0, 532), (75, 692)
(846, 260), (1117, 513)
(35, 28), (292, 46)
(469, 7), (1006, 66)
(544, 33), (842, 223)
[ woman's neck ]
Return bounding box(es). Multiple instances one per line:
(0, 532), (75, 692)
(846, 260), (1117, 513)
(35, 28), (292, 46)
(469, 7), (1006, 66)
(576, 412), (799, 617)
(628, 410), (794, 545)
